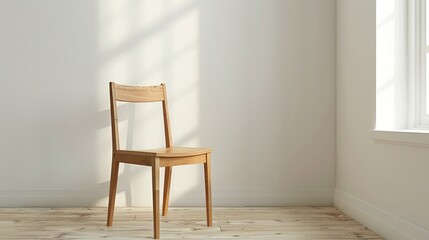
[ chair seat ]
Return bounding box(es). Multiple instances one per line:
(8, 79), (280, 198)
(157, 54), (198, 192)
(115, 147), (211, 159)
(115, 147), (211, 167)
(143, 147), (211, 158)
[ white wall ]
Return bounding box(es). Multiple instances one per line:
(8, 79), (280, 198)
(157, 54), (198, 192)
(336, 0), (429, 239)
(0, 0), (336, 207)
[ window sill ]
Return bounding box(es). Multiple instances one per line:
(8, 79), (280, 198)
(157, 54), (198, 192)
(370, 129), (429, 148)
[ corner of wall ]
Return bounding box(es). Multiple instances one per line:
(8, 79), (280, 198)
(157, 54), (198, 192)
(334, 188), (429, 240)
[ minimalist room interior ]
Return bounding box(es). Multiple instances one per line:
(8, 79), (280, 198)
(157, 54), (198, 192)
(0, 0), (428, 239)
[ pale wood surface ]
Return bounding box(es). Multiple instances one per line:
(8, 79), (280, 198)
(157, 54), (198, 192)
(152, 158), (160, 239)
(109, 82), (120, 151)
(106, 160), (119, 226)
(160, 154), (207, 167)
(161, 83), (173, 218)
(161, 83), (172, 148)
(204, 153), (212, 227)
(143, 147), (211, 158)
(162, 166), (172, 217)
(108, 83), (213, 239)
(0, 207), (383, 239)
(114, 84), (165, 103)
(114, 149), (211, 167)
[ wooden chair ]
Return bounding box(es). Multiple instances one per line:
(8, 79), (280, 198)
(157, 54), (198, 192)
(106, 82), (212, 239)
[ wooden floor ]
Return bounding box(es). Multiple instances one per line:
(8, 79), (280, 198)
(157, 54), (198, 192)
(0, 207), (382, 239)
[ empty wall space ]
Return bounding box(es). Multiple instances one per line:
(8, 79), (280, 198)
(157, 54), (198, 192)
(0, 0), (336, 207)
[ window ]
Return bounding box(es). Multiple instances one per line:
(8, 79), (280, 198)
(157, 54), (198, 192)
(376, 0), (429, 130)
(410, 0), (429, 128)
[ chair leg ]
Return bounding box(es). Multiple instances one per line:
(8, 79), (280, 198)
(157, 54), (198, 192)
(152, 158), (160, 239)
(107, 158), (119, 226)
(162, 166), (172, 216)
(204, 153), (212, 227)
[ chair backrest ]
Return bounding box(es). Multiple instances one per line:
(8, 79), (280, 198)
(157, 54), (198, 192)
(109, 82), (172, 152)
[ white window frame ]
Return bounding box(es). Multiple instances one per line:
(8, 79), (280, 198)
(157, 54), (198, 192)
(410, 0), (429, 129)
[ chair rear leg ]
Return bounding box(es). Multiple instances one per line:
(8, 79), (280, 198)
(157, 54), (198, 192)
(107, 159), (120, 226)
(204, 153), (212, 226)
(162, 166), (172, 216)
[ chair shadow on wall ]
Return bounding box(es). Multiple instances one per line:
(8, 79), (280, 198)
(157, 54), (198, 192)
(93, 103), (140, 207)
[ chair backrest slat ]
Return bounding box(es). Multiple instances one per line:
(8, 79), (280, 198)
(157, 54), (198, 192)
(115, 84), (165, 102)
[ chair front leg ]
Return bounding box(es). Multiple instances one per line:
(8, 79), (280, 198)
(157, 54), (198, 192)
(152, 158), (160, 239)
(107, 158), (119, 226)
(204, 153), (212, 227)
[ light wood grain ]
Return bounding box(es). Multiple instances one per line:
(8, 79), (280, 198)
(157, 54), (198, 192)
(204, 153), (212, 227)
(161, 83), (172, 148)
(114, 84), (164, 103)
(114, 152), (154, 166)
(161, 83), (173, 220)
(160, 154), (207, 167)
(143, 147), (211, 158)
(106, 159), (119, 226)
(152, 158), (160, 239)
(161, 83), (173, 218)
(109, 82), (120, 151)
(162, 166), (172, 217)
(108, 83), (213, 239)
(0, 207), (383, 239)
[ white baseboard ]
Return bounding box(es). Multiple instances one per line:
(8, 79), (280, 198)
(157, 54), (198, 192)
(334, 188), (429, 240)
(210, 188), (334, 207)
(0, 187), (334, 207)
